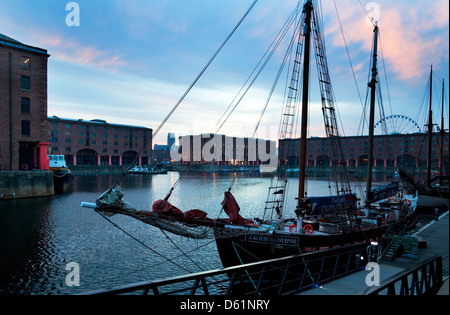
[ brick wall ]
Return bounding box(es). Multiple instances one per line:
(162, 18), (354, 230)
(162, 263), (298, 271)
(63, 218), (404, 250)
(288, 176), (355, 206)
(48, 117), (153, 166)
(0, 37), (49, 171)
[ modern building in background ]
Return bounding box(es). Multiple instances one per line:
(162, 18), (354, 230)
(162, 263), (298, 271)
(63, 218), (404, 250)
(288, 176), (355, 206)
(48, 116), (152, 166)
(0, 33), (50, 171)
(167, 133), (175, 148)
(153, 133), (175, 163)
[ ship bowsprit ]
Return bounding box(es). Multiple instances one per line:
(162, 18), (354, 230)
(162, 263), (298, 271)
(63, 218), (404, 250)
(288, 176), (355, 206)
(81, 185), (265, 240)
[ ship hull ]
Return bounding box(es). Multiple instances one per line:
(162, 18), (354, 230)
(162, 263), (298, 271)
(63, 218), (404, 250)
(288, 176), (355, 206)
(214, 217), (414, 268)
(51, 167), (73, 194)
(416, 188), (449, 211)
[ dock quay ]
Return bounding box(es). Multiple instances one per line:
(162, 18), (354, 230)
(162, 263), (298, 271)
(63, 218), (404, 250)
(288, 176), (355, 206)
(82, 211), (448, 296)
(0, 171), (54, 199)
(298, 211), (449, 295)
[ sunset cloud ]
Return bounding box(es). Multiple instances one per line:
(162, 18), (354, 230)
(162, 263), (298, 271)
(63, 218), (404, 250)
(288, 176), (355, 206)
(32, 32), (127, 69)
(1, 0), (448, 143)
(324, 0), (449, 82)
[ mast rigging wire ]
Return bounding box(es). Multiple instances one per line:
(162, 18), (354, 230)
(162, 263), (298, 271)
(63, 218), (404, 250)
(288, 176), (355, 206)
(108, 0), (258, 188)
(153, 0), (258, 140)
(332, 0), (364, 115)
(213, 1), (303, 136)
(97, 211), (192, 273)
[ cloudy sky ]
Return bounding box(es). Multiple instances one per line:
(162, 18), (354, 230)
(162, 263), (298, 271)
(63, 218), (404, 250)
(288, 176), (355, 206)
(1, 0), (448, 145)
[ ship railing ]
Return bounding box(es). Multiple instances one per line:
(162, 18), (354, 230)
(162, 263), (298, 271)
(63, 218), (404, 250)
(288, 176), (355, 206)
(80, 243), (374, 295)
(361, 255), (443, 295)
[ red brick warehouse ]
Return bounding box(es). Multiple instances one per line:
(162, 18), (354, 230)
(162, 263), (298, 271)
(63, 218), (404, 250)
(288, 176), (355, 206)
(47, 117), (152, 166)
(0, 34), (50, 171)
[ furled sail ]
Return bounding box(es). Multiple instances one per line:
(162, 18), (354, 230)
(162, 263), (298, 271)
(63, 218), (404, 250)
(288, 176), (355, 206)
(84, 186), (256, 240)
(308, 194), (357, 215)
(368, 182), (400, 203)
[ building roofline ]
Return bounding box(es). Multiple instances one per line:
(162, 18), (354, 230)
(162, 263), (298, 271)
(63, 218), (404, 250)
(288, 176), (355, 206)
(48, 116), (152, 131)
(0, 33), (49, 57)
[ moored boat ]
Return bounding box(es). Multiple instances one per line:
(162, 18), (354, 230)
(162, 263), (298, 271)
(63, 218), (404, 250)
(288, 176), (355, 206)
(126, 165), (168, 175)
(48, 154), (73, 194)
(398, 69), (449, 212)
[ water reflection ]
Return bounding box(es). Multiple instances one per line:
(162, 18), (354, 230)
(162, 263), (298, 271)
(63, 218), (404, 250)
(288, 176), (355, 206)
(0, 171), (397, 295)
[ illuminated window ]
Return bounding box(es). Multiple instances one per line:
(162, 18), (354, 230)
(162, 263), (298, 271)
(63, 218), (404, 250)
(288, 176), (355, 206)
(21, 57), (30, 70)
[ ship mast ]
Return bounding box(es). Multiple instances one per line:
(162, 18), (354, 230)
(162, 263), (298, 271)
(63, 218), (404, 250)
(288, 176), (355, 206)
(298, 0), (313, 204)
(427, 66), (433, 188)
(365, 23), (379, 205)
(439, 80), (445, 186)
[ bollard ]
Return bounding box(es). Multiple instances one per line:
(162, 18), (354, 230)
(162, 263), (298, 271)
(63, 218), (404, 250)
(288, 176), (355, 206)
(434, 208), (439, 220)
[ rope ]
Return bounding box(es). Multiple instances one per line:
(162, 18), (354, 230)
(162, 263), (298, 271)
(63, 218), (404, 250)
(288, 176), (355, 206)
(232, 241), (261, 295)
(159, 228), (206, 273)
(296, 246), (315, 283)
(252, 8), (304, 139)
(214, 1), (301, 135)
(158, 227), (228, 291)
(333, 0), (364, 112)
(231, 241), (316, 292)
(107, 0), (258, 189)
(152, 0), (258, 140)
(96, 211), (192, 273)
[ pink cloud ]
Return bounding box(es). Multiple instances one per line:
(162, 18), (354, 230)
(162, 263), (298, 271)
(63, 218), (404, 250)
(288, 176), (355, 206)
(31, 31), (126, 69)
(57, 43), (126, 68)
(325, 0), (449, 82)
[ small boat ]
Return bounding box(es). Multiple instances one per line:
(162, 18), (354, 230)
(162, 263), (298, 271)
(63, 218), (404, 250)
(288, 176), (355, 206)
(127, 165), (168, 175)
(399, 167), (449, 211)
(48, 154), (73, 193)
(259, 164), (277, 174)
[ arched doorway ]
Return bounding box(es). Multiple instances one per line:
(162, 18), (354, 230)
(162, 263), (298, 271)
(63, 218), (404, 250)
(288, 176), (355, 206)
(358, 155), (369, 167)
(316, 155), (330, 167)
(287, 155), (299, 167)
(397, 154), (416, 168)
(122, 150), (139, 166)
(76, 149), (97, 165)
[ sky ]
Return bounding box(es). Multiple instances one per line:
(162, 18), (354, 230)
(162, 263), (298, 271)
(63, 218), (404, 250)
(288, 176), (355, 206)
(1, 0), (449, 146)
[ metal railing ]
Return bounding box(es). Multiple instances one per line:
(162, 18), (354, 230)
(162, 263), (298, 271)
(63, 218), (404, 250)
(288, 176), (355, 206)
(81, 243), (372, 295)
(362, 255), (443, 295)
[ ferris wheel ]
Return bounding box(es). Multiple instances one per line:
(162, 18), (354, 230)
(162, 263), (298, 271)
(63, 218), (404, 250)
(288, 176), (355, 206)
(374, 115), (422, 135)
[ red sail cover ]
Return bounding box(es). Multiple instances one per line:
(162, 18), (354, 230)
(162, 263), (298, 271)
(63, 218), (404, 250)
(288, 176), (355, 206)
(221, 191), (253, 226)
(152, 200), (214, 222)
(152, 200), (184, 217)
(184, 209), (213, 221)
(151, 192), (252, 225)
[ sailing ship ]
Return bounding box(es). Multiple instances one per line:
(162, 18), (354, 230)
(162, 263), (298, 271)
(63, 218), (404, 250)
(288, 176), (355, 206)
(399, 68), (449, 211)
(82, 0), (417, 270)
(213, 2), (418, 266)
